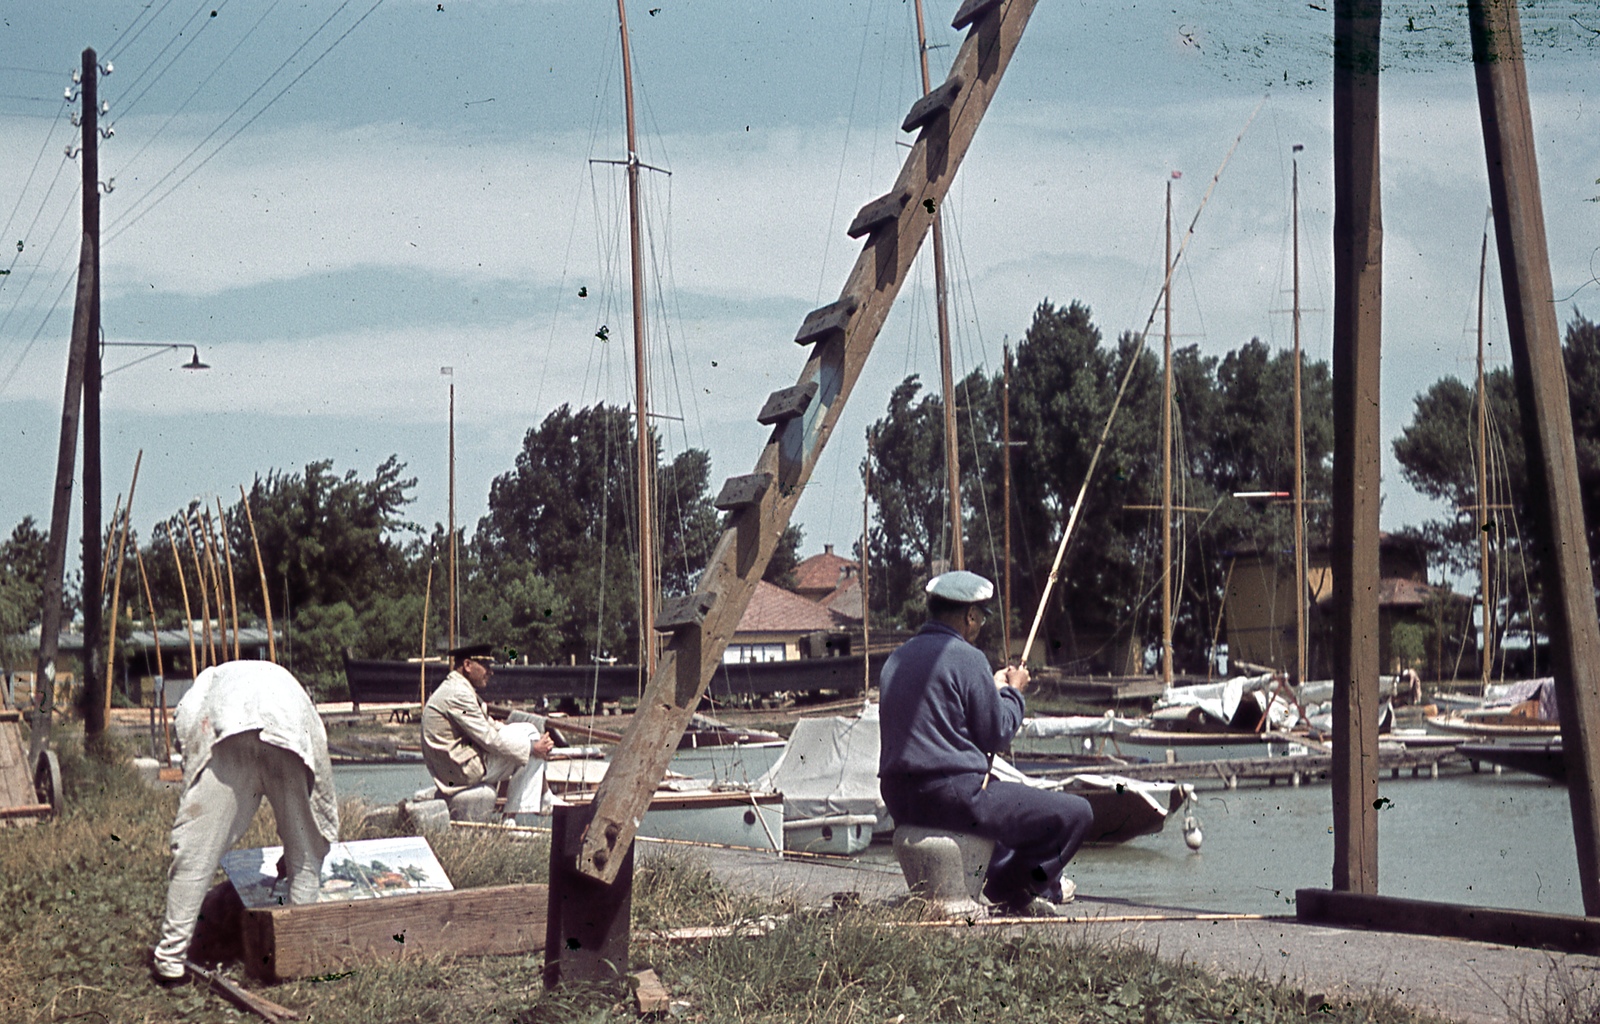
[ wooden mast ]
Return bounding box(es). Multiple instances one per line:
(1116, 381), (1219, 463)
(1161, 178), (1174, 686)
(1002, 342), (1013, 661)
(1292, 144), (1307, 688)
(448, 372), (456, 652)
(914, 0), (963, 570)
(1474, 225), (1493, 694)
(618, 0), (657, 677)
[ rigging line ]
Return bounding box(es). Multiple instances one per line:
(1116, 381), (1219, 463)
(104, 0), (384, 246)
(112, 0), (229, 122)
(0, 98), (70, 275)
(1020, 95), (1266, 665)
(105, 0), (182, 65)
(114, 1), (279, 182)
(814, 0), (879, 306)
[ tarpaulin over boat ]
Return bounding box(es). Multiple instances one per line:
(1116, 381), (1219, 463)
(756, 712), (889, 828)
(1483, 678), (1558, 722)
(1017, 713), (1142, 739)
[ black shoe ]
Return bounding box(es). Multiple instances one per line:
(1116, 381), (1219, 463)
(152, 967), (188, 988)
(992, 895), (1065, 918)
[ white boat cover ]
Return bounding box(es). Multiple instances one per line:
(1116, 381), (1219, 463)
(1483, 678), (1558, 721)
(1017, 713), (1142, 738)
(756, 713), (890, 827)
(985, 756), (1185, 817)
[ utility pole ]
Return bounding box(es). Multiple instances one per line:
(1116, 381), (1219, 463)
(32, 49), (102, 759)
(81, 49), (105, 740)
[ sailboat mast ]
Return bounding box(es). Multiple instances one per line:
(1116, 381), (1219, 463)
(448, 376), (456, 651)
(1002, 343), (1013, 662)
(618, 0), (656, 675)
(1476, 225), (1492, 693)
(1161, 179), (1174, 685)
(914, 0), (963, 570)
(1292, 145), (1307, 688)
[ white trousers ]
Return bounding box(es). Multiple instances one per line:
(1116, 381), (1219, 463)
(484, 721), (549, 816)
(152, 732), (330, 979)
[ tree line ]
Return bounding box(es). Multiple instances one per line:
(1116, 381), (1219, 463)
(0, 301), (1595, 699)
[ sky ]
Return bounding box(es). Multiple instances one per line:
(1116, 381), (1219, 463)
(1, 1), (1597, 583)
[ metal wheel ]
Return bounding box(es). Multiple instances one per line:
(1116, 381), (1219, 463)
(34, 749), (61, 817)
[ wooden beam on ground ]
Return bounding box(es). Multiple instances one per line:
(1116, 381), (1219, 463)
(1296, 889), (1600, 956)
(1469, 0), (1600, 916)
(1330, 0), (1383, 895)
(240, 884), (547, 982)
(576, 0), (1040, 885)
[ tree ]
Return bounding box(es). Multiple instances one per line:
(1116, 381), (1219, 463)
(0, 517), (59, 677)
(475, 403), (724, 665)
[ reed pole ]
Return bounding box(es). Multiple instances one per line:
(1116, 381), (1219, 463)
(1161, 178), (1175, 686)
(216, 499), (240, 660)
(1293, 147), (1308, 689)
(1002, 343), (1013, 662)
(102, 451), (141, 722)
(180, 514), (214, 668)
(239, 485), (276, 662)
(135, 547), (169, 761)
(421, 556), (434, 707)
(100, 492), (122, 600)
(1475, 226), (1493, 693)
(168, 528), (198, 679)
(862, 432), (872, 696)
(200, 510), (228, 663)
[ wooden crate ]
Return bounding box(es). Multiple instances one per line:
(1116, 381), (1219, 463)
(241, 883), (548, 981)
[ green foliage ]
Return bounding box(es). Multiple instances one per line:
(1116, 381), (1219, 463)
(0, 517), (50, 674)
(866, 301), (1334, 672)
(475, 403), (721, 664)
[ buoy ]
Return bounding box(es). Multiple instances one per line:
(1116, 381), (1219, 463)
(1182, 815), (1203, 851)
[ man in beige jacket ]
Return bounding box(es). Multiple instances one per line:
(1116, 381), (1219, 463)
(422, 643), (554, 821)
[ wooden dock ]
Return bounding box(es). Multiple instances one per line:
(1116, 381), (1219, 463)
(1037, 744), (1466, 789)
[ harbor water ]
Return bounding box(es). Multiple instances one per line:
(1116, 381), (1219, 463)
(333, 748), (1582, 919)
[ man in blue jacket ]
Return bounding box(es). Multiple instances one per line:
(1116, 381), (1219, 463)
(878, 570), (1094, 916)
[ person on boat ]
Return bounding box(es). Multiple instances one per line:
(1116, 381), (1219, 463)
(153, 660), (338, 986)
(421, 642), (555, 822)
(877, 570), (1094, 917)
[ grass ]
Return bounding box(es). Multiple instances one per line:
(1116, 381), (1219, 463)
(0, 724), (1525, 1023)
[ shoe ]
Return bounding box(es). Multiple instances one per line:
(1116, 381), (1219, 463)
(993, 895), (1065, 918)
(1056, 878), (1077, 904)
(151, 967), (187, 988)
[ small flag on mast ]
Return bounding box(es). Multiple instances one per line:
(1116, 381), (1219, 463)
(1171, 170), (1182, 179)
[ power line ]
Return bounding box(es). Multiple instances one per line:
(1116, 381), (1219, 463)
(106, 0), (385, 245)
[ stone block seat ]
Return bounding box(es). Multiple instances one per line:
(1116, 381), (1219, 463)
(891, 824), (995, 917)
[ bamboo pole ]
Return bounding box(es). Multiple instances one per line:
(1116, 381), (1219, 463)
(99, 491), (122, 600)
(168, 526), (198, 679)
(180, 513), (214, 668)
(420, 557), (434, 707)
(1020, 99), (1263, 666)
(200, 510), (229, 662)
(239, 485), (276, 662)
(216, 499), (241, 661)
(861, 431), (871, 696)
(134, 546), (169, 761)
(103, 451), (142, 722)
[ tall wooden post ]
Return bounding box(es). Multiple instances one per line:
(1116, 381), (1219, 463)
(31, 49), (99, 762)
(1330, 0), (1382, 894)
(1470, 0), (1600, 915)
(80, 50), (105, 741)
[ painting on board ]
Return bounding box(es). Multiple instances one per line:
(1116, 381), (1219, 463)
(221, 836), (454, 908)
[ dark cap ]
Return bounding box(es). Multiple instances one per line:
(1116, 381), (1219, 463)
(448, 642), (496, 664)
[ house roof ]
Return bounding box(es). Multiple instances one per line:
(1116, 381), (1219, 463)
(820, 574), (863, 624)
(792, 548), (858, 595)
(737, 580), (841, 634)
(1312, 577), (1467, 609)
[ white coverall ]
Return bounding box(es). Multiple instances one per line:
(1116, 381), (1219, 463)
(152, 662), (338, 980)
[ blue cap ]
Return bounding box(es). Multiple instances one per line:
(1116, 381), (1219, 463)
(925, 570), (995, 604)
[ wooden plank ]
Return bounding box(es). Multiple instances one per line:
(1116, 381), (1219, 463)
(1330, 0), (1383, 895)
(1296, 889), (1600, 955)
(577, 0), (1041, 884)
(240, 883), (547, 982)
(1469, 0), (1600, 917)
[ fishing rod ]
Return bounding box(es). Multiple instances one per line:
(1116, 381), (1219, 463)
(1018, 96), (1267, 667)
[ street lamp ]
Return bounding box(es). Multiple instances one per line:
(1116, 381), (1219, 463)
(101, 341), (210, 376)
(82, 335), (210, 731)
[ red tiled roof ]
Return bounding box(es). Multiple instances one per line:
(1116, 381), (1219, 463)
(820, 575), (863, 624)
(792, 549), (858, 595)
(737, 580), (840, 634)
